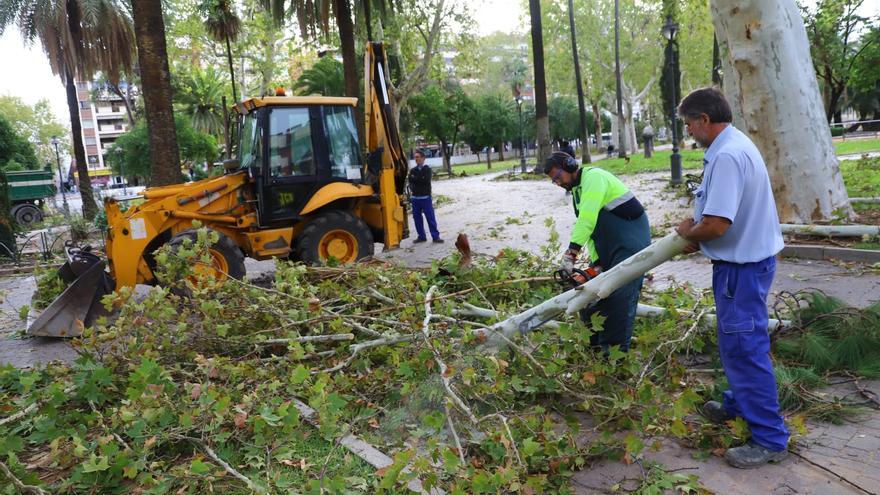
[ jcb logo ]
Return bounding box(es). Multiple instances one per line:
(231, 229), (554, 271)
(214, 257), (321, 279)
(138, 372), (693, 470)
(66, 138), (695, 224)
(277, 191), (295, 206)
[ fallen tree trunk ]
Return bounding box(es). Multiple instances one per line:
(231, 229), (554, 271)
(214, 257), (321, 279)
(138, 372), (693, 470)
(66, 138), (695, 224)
(850, 197), (880, 204)
(479, 233), (689, 348)
(636, 304), (789, 331)
(781, 224), (880, 237)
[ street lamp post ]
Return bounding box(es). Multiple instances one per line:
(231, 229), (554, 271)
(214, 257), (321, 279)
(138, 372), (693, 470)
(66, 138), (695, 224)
(662, 14), (682, 186)
(515, 95), (526, 173)
(50, 136), (69, 216)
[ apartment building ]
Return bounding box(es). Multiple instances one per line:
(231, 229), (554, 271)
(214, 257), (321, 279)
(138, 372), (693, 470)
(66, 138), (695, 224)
(75, 79), (135, 187)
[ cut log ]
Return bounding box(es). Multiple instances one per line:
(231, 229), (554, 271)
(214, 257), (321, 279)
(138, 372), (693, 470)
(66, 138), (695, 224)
(781, 224), (880, 237)
(479, 233), (689, 348)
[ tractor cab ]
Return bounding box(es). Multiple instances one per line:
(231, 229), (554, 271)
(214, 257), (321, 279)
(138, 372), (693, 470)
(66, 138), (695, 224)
(235, 96), (369, 227)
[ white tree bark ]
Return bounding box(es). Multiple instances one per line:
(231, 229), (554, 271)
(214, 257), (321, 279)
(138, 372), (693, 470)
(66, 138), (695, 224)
(710, 0), (852, 223)
(781, 224), (880, 237)
(479, 233), (689, 348)
(636, 304), (789, 331)
(850, 197), (880, 204)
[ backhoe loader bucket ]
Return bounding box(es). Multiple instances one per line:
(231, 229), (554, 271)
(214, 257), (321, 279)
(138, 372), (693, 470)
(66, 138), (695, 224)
(27, 246), (115, 338)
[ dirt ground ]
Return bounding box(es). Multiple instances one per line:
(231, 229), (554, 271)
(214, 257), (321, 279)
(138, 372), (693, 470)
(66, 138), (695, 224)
(2, 169), (879, 493)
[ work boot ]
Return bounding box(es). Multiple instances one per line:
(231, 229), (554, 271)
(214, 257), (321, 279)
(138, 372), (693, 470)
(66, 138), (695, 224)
(725, 442), (788, 469)
(413, 238), (427, 244)
(700, 400), (733, 425)
(432, 238), (444, 244)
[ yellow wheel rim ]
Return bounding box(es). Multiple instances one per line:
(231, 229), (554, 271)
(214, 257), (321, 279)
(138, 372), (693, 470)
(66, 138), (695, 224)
(190, 248), (229, 284)
(318, 229), (358, 263)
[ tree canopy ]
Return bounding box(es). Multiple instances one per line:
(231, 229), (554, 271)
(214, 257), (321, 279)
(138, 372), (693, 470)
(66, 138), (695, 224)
(0, 113), (39, 171)
(105, 115), (217, 184)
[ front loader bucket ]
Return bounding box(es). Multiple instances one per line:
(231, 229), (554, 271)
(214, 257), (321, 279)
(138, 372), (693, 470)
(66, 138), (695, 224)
(27, 259), (115, 338)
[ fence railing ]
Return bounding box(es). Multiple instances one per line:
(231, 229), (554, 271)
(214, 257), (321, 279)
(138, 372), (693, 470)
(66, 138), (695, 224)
(829, 119), (880, 141)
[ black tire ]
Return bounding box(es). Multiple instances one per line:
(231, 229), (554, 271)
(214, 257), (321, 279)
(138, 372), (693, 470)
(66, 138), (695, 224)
(293, 210), (374, 265)
(168, 229), (246, 281)
(12, 203), (43, 227)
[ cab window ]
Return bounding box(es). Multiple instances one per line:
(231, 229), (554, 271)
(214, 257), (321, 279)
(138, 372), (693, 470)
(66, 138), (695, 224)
(268, 107), (314, 178)
(323, 105), (362, 180)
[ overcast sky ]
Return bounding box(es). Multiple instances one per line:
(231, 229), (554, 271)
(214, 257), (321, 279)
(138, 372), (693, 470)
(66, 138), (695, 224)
(0, 0), (875, 131)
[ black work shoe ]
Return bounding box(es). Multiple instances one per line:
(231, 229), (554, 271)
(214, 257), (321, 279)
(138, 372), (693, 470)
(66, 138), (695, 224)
(432, 239), (444, 244)
(700, 400), (733, 425)
(413, 238), (427, 244)
(725, 442), (788, 469)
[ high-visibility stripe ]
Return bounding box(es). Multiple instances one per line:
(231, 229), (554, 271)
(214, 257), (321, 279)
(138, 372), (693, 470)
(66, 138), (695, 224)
(10, 180), (55, 187)
(604, 191), (634, 210)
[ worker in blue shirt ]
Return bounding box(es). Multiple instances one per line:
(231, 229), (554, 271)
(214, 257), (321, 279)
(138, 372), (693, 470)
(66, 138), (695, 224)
(545, 151), (650, 352)
(676, 87), (789, 469)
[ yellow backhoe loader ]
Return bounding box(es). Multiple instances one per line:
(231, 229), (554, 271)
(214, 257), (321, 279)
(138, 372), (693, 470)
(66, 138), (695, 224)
(29, 43), (410, 337)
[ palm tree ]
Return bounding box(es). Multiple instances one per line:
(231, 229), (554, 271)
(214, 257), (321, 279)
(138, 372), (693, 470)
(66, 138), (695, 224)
(200, 0), (240, 103)
(293, 56), (345, 96)
(175, 66), (227, 137)
(528, 0), (551, 168)
(131, 0), (182, 186)
(0, 0), (136, 220)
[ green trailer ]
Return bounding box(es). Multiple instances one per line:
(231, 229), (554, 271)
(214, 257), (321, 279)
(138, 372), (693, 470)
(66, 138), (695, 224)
(6, 169), (57, 227)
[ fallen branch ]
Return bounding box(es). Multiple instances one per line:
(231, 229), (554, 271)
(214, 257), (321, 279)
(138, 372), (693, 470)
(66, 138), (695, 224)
(0, 386), (75, 427)
(257, 333), (355, 345)
(478, 233), (689, 348)
(637, 304), (789, 331)
(0, 459), (49, 495)
(185, 437), (265, 494)
(422, 285), (479, 425)
(320, 334), (416, 373)
(290, 398), (444, 495)
(781, 224), (880, 237)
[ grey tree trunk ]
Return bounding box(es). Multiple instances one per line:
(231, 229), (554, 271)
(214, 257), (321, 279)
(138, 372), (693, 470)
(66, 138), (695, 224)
(710, 0), (852, 222)
(529, 0), (552, 169)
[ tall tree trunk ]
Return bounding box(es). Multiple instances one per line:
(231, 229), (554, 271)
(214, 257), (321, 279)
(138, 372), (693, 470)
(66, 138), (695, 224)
(64, 73), (98, 220)
(498, 142), (504, 161)
(591, 100), (602, 154)
(487, 148), (492, 169)
(528, 0), (551, 169)
(440, 139), (451, 175)
(711, 0), (852, 223)
(225, 35), (238, 103)
(568, 0), (590, 164)
(132, 0), (182, 186)
(334, 0), (362, 143)
(613, 0), (626, 158)
(712, 33), (722, 86)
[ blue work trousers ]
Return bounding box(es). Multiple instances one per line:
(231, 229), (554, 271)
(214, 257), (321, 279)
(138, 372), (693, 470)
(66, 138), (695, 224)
(411, 196), (440, 241)
(713, 256), (789, 452)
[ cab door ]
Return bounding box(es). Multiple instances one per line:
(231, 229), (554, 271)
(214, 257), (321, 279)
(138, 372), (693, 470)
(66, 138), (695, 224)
(259, 106), (325, 223)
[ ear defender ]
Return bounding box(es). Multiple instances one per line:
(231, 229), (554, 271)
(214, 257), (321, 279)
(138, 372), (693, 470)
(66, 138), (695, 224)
(562, 154), (579, 173)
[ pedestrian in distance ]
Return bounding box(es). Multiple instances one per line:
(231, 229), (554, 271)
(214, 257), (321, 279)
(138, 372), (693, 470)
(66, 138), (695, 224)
(675, 87), (789, 469)
(560, 139), (576, 158)
(544, 151), (651, 353)
(408, 150), (444, 244)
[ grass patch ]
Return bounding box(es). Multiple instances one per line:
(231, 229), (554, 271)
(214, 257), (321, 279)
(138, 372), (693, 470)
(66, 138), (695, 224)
(840, 157), (880, 197)
(835, 137), (880, 156)
(592, 149), (705, 176)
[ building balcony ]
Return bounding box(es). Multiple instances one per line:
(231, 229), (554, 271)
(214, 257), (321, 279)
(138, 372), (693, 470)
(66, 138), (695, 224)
(95, 109), (126, 119)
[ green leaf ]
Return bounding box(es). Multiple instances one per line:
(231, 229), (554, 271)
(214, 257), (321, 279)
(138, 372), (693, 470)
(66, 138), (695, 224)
(190, 458), (212, 475)
(291, 365), (309, 385)
(82, 454), (111, 473)
(422, 411), (445, 430)
(521, 437), (541, 458)
(623, 434), (644, 457)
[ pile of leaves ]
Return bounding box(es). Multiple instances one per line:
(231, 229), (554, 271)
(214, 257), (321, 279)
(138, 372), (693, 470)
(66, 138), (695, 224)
(0, 229), (869, 493)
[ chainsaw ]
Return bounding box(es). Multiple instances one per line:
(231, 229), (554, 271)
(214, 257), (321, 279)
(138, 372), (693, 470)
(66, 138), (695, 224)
(553, 265), (602, 289)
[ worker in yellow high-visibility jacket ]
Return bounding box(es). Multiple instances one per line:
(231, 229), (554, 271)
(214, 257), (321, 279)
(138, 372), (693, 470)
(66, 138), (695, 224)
(544, 151), (651, 352)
